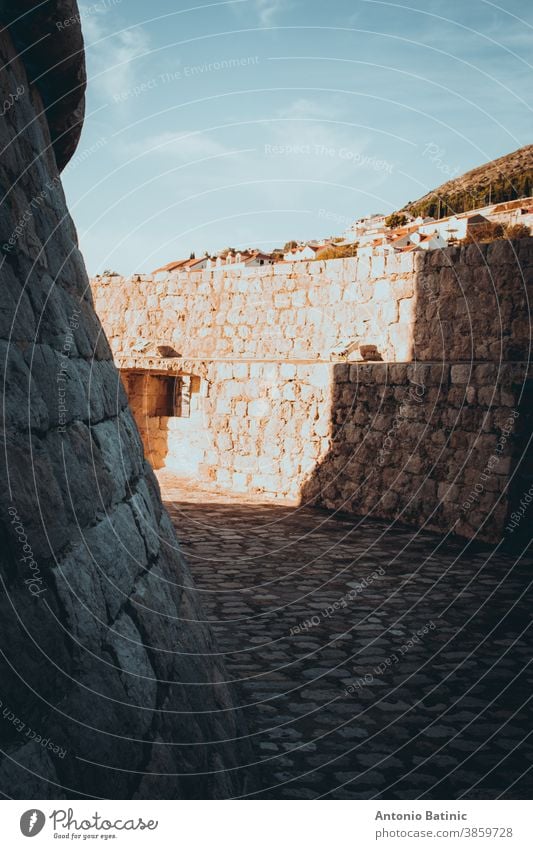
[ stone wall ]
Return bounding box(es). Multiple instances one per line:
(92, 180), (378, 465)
(0, 2), (250, 799)
(112, 357), (530, 543)
(119, 359), (332, 499)
(93, 238), (532, 367)
(302, 361), (530, 543)
(91, 237), (532, 544)
(191, 360), (332, 500)
(93, 253), (420, 363)
(412, 240), (532, 363)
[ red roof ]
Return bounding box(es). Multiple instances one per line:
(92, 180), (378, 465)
(152, 256), (208, 274)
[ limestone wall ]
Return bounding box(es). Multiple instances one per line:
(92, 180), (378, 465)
(114, 356), (530, 543)
(0, 3), (250, 800)
(412, 240), (532, 362)
(93, 237), (532, 366)
(92, 253), (420, 363)
(197, 360), (332, 500)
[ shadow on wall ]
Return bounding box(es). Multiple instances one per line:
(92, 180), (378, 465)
(300, 239), (533, 545)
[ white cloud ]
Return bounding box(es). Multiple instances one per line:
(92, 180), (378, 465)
(121, 131), (236, 164)
(81, 7), (151, 101)
(254, 0), (286, 25)
(276, 97), (342, 121)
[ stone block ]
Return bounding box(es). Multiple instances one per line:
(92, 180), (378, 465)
(373, 279), (391, 302)
(451, 364), (472, 384)
(388, 323), (413, 361)
(382, 300), (399, 324)
(253, 474), (279, 492)
(232, 362), (249, 379)
(248, 398), (271, 417)
(232, 472), (248, 492)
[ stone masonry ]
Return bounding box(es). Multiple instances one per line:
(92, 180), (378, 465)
(0, 1), (251, 799)
(92, 241), (532, 544)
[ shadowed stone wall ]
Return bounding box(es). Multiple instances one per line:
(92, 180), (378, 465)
(302, 361), (530, 544)
(0, 1), (250, 799)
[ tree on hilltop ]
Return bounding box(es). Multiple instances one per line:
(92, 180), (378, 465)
(504, 223), (530, 239)
(385, 212), (409, 228)
(283, 240), (299, 252)
(316, 243), (359, 260)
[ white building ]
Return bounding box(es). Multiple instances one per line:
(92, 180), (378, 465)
(283, 241), (335, 261)
(216, 250), (275, 269)
(344, 213), (389, 245)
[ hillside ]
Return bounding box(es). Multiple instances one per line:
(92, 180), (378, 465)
(402, 144), (533, 219)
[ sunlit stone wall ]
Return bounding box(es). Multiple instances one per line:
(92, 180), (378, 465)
(91, 237), (532, 544)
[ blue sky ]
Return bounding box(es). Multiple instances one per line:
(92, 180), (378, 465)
(63, 0), (533, 275)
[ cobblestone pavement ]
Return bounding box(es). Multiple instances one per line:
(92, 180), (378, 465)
(159, 473), (533, 800)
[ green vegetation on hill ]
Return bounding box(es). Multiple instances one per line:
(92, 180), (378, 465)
(402, 144), (533, 220)
(316, 243), (359, 260)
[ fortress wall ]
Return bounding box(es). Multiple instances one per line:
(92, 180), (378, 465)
(188, 360), (332, 501)
(93, 237), (532, 365)
(114, 358), (529, 543)
(303, 361), (530, 544)
(412, 240), (532, 362)
(0, 3), (251, 799)
(92, 253), (420, 363)
(91, 217), (532, 546)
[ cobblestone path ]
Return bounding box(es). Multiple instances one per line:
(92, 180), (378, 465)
(160, 474), (532, 800)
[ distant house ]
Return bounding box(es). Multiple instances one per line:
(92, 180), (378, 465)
(469, 195), (533, 227)
(216, 250), (275, 268)
(153, 256), (212, 274)
(418, 209), (529, 242)
(283, 243), (318, 261)
(153, 249), (276, 275)
(238, 250), (275, 267)
(283, 241), (336, 261)
(397, 232), (448, 252)
(344, 214), (389, 245)
(357, 238), (396, 258)
(484, 198), (533, 233)
(390, 212), (492, 248)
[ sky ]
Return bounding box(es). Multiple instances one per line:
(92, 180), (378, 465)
(63, 0), (533, 275)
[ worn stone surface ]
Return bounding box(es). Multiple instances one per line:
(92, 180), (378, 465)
(162, 476), (533, 800)
(302, 362), (531, 544)
(0, 12), (251, 799)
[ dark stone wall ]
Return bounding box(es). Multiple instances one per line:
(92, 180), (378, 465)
(301, 361), (531, 544)
(0, 3), (251, 798)
(0, 0), (86, 171)
(412, 239), (533, 363)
